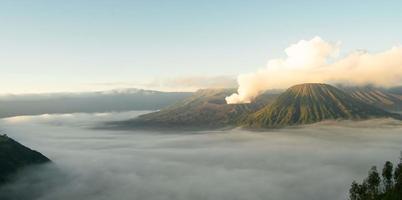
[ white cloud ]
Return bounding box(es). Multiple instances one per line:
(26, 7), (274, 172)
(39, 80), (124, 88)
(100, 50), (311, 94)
(226, 36), (402, 104)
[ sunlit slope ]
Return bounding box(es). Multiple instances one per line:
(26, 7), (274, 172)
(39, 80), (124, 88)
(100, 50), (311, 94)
(246, 83), (397, 128)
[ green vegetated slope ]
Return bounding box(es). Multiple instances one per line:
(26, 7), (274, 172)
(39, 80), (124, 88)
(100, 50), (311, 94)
(245, 83), (396, 128)
(0, 135), (50, 184)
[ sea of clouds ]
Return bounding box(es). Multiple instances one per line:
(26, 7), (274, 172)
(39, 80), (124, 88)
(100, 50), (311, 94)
(0, 111), (401, 200)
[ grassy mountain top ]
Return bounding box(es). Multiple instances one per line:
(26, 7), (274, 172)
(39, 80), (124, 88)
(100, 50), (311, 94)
(245, 83), (397, 128)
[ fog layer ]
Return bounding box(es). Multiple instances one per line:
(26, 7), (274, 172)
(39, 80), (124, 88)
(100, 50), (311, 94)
(0, 112), (401, 200)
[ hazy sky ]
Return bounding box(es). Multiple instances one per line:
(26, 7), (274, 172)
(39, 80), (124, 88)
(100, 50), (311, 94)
(1, 0), (402, 94)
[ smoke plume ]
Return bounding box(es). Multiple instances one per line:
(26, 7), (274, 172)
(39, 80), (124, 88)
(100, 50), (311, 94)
(226, 36), (402, 104)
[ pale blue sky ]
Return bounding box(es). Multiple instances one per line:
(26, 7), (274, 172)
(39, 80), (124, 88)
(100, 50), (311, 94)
(1, 0), (402, 93)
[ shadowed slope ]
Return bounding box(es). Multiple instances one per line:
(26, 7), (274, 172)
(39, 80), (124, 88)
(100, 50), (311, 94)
(0, 135), (50, 184)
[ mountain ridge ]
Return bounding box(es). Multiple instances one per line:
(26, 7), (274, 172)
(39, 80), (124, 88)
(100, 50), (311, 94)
(0, 89), (192, 118)
(339, 85), (402, 111)
(104, 83), (401, 130)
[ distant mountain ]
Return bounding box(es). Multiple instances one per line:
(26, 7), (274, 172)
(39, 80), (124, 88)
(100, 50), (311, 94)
(245, 83), (397, 128)
(105, 88), (280, 129)
(0, 89), (192, 118)
(0, 134), (50, 184)
(340, 85), (402, 111)
(388, 86), (402, 95)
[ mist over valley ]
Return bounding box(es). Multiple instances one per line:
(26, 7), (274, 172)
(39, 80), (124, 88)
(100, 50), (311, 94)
(0, 112), (401, 200)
